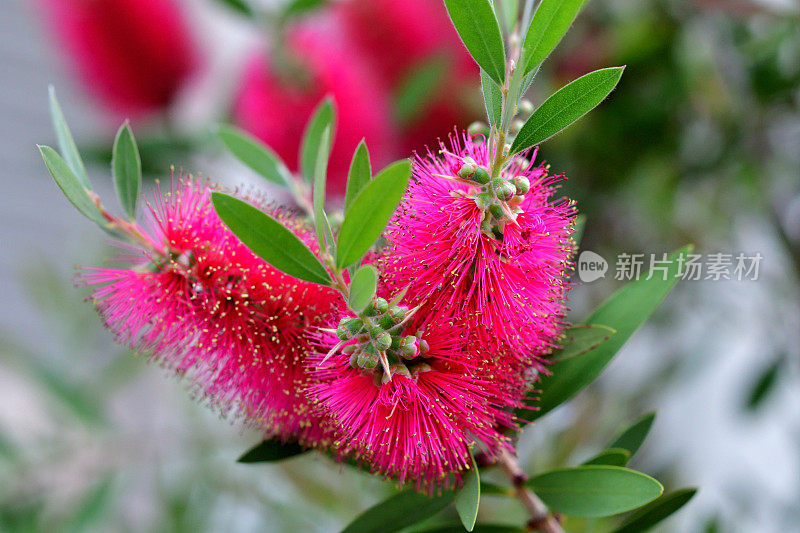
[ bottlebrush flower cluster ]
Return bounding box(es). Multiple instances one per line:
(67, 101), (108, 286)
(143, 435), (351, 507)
(85, 134), (575, 490)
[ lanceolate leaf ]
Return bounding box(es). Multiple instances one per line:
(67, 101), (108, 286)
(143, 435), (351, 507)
(416, 526), (525, 533)
(523, 245), (691, 421)
(300, 97), (335, 183)
(510, 67), (624, 154)
(211, 192), (331, 286)
(455, 454), (481, 531)
(549, 324), (615, 362)
(349, 265), (378, 314)
(341, 490), (455, 533)
(528, 466), (663, 518)
(39, 145), (106, 226)
(111, 122), (142, 220)
(444, 0), (506, 85)
(237, 439), (306, 463)
(336, 160), (411, 269)
(481, 69), (503, 127)
(218, 125), (289, 186)
(283, 0), (325, 18)
(608, 412), (656, 457)
(48, 86), (90, 189)
(612, 488), (698, 533)
(393, 56), (447, 125)
(582, 448), (631, 467)
(214, 0), (253, 16)
(313, 126), (331, 249)
(345, 140), (371, 214)
(521, 0), (586, 75)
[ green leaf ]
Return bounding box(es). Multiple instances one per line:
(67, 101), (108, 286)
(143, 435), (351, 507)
(313, 126), (331, 249)
(480, 481), (513, 496)
(393, 56), (447, 125)
(67, 476), (114, 533)
(582, 448), (631, 467)
(283, 0), (325, 18)
(345, 140), (371, 214)
(608, 412), (656, 457)
(443, 0), (506, 85)
(341, 490), (455, 533)
(481, 69), (503, 127)
(522, 246), (691, 421)
(510, 67), (625, 154)
(349, 265), (378, 314)
(455, 454), (481, 531)
(48, 86), (90, 189)
(111, 122), (142, 220)
(549, 324), (616, 362)
(336, 160), (411, 269)
(521, 0), (586, 75)
(417, 526), (525, 533)
(300, 97), (335, 184)
(211, 192), (331, 286)
(528, 466), (663, 518)
(39, 145), (106, 226)
(218, 125), (289, 186)
(745, 358), (782, 410)
(237, 439), (306, 463)
(612, 488), (698, 533)
(214, 0), (253, 16)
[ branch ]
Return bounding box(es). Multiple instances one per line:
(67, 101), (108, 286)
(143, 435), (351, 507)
(495, 448), (564, 533)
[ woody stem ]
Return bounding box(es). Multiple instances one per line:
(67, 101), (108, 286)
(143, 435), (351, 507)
(496, 449), (564, 533)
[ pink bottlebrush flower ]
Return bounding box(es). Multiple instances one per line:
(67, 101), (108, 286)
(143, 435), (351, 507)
(334, 0), (479, 155)
(38, 0), (199, 117)
(308, 318), (516, 490)
(84, 178), (343, 444)
(233, 16), (397, 195)
(380, 133), (577, 387)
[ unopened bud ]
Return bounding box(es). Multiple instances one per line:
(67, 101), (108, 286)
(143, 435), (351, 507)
(519, 99), (534, 115)
(474, 192), (493, 211)
(358, 352), (378, 369)
(369, 325), (383, 339)
(413, 363), (433, 375)
(388, 305), (405, 323)
(489, 204), (504, 220)
(472, 167), (491, 184)
(392, 365), (412, 379)
(497, 180), (516, 201)
(379, 314), (396, 330)
(342, 344), (356, 355)
(512, 176), (530, 195)
(399, 335), (419, 359)
(373, 297), (389, 315)
(419, 339), (430, 355)
(374, 332), (392, 351)
(349, 352), (359, 368)
(463, 156), (476, 166)
(458, 163), (477, 178)
(336, 318), (353, 340)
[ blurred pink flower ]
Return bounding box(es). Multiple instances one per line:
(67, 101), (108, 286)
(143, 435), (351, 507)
(39, 0), (199, 117)
(84, 178), (343, 444)
(233, 17), (397, 195)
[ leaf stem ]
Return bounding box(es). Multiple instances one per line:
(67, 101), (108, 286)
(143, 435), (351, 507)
(495, 448), (564, 533)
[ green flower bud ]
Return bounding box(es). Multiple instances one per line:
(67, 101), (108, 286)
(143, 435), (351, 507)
(349, 352), (359, 368)
(458, 163), (477, 178)
(358, 352), (378, 369)
(472, 167), (490, 184)
(336, 318), (352, 341)
(344, 317), (364, 335)
(373, 297), (389, 315)
(379, 314), (396, 330)
(374, 332), (392, 351)
(489, 204), (504, 220)
(388, 305), (405, 323)
(342, 344), (356, 355)
(399, 335), (419, 359)
(494, 179), (516, 201)
(419, 339), (430, 355)
(512, 176), (530, 195)
(369, 325), (383, 339)
(393, 365), (412, 379)
(480, 220), (494, 235)
(390, 335), (402, 350)
(519, 99), (534, 115)
(473, 192), (493, 211)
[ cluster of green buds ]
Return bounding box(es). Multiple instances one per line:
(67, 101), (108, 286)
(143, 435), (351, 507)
(456, 156), (531, 241)
(335, 297), (431, 383)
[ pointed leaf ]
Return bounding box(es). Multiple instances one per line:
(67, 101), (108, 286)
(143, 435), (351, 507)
(111, 122), (142, 220)
(39, 145), (106, 226)
(480, 482), (513, 496)
(237, 439), (306, 463)
(528, 466), (663, 518)
(416, 526), (525, 533)
(521, 0), (586, 74)
(549, 324), (615, 362)
(214, 0), (253, 16)
(48, 86), (90, 189)
(218, 125), (289, 186)
(345, 140), (371, 214)
(455, 454), (481, 531)
(612, 488), (698, 533)
(481, 69), (503, 127)
(510, 67), (624, 154)
(349, 265), (378, 314)
(523, 246), (691, 421)
(608, 412), (656, 457)
(313, 126), (331, 249)
(444, 0), (506, 85)
(283, 0), (325, 17)
(342, 490), (455, 533)
(336, 160), (411, 269)
(300, 97), (335, 183)
(393, 56), (447, 125)
(745, 358), (782, 410)
(582, 448), (631, 467)
(211, 192), (331, 285)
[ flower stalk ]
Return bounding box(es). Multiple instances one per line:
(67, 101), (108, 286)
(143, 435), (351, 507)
(496, 449), (564, 533)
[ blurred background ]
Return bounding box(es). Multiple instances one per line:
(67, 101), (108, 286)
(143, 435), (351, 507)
(0, 0), (798, 531)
